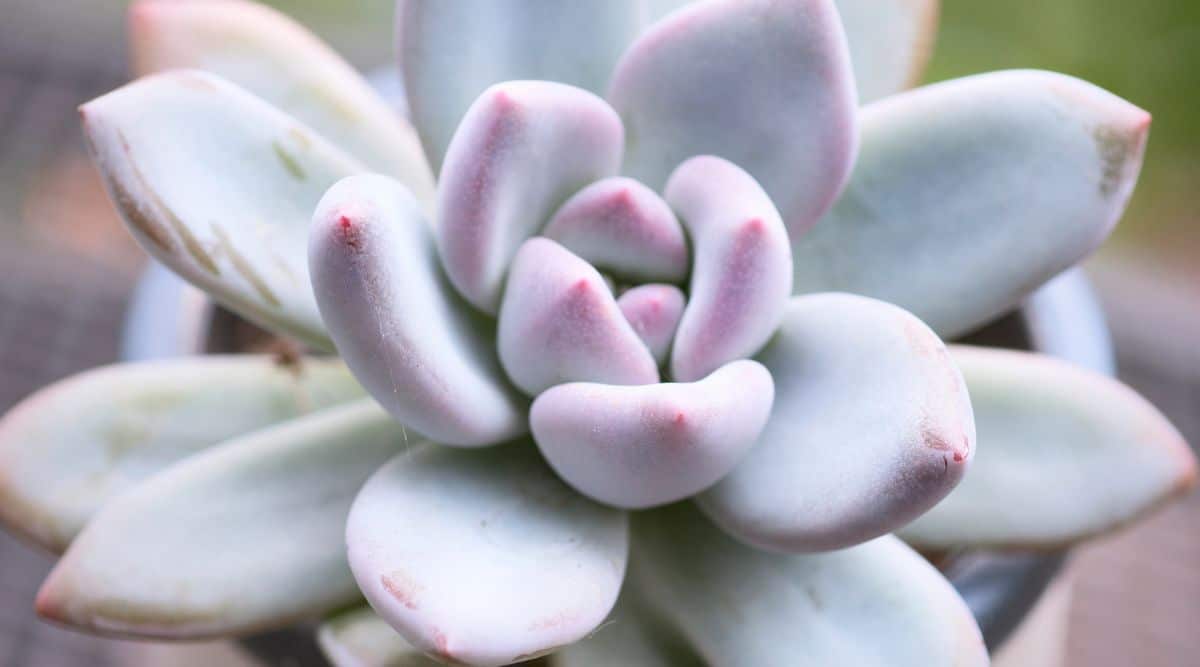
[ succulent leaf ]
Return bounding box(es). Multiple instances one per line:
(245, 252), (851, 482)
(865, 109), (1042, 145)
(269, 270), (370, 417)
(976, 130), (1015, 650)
(309, 174), (528, 447)
(629, 503), (989, 666)
(609, 0), (859, 237)
(129, 0), (435, 208)
(497, 238), (659, 396)
(616, 284), (686, 365)
(34, 401), (403, 639)
(834, 0), (940, 102)
(542, 177), (688, 284)
(346, 442), (628, 667)
(80, 70), (365, 348)
(793, 70), (1151, 338)
(699, 293), (975, 552)
(665, 156), (793, 382)
(0, 356), (361, 553)
(900, 346), (1197, 550)
(531, 360), (774, 509)
(318, 606), (441, 667)
(436, 81), (624, 315)
(397, 0), (642, 170)
(641, 0), (939, 104)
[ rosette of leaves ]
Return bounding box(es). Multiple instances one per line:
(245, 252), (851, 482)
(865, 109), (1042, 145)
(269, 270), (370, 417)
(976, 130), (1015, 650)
(0, 1), (1193, 666)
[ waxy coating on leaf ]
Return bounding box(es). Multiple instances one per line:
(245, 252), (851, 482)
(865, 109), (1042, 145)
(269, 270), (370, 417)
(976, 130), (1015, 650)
(309, 174), (528, 447)
(616, 284), (686, 365)
(901, 346), (1197, 550)
(629, 504), (989, 666)
(531, 360), (774, 509)
(543, 177), (689, 284)
(0, 356), (362, 553)
(346, 443), (628, 667)
(129, 0), (435, 209)
(793, 69), (1152, 338)
(436, 81), (625, 315)
(36, 401), (403, 639)
(498, 238), (659, 396)
(398, 0), (642, 171)
(699, 293), (975, 553)
(609, 0), (859, 237)
(665, 156), (793, 382)
(834, 0), (940, 103)
(80, 70), (364, 349)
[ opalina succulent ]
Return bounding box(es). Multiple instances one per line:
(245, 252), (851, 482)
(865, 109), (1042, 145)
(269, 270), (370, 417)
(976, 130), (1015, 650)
(0, 1), (1195, 666)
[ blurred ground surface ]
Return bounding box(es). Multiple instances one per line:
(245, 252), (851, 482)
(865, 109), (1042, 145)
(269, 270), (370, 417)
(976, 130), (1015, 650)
(0, 2), (1198, 666)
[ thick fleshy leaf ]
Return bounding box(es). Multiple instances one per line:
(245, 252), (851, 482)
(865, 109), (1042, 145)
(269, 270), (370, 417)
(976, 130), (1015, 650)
(900, 346), (1197, 550)
(35, 401), (404, 639)
(641, 0), (939, 104)
(699, 293), (975, 552)
(543, 177), (688, 284)
(436, 81), (624, 314)
(309, 174), (527, 447)
(793, 70), (1151, 338)
(318, 606), (440, 667)
(346, 442), (628, 667)
(498, 238), (659, 396)
(665, 157), (793, 382)
(834, 0), (940, 103)
(609, 0), (858, 236)
(617, 284), (686, 365)
(630, 503), (989, 666)
(397, 0), (642, 170)
(0, 356), (361, 553)
(81, 70), (365, 348)
(532, 360), (773, 509)
(129, 0), (435, 207)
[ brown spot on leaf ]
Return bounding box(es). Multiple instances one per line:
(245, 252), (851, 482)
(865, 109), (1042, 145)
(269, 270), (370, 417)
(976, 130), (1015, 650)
(426, 628), (469, 665)
(1094, 124), (1140, 198)
(381, 572), (421, 610)
(267, 339), (305, 376)
(117, 130), (220, 275)
(271, 141), (307, 181)
(211, 224), (280, 307)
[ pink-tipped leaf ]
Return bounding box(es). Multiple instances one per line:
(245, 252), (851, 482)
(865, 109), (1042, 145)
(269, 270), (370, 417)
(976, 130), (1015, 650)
(617, 284), (686, 365)
(309, 174), (527, 447)
(497, 238), (659, 396)
(542, 177), (688, 284)
(398, 0), (641, 170)
(609, 0), (859, 237)
(531, 360), (773, 509)
(436, 81), (624, 314)
(793, 70), (1152, 338)
(346, 443), (628, 667)
(666, 156), (793, 382)
(699, 293), (975, 552)
(900, 346), (1197, 550)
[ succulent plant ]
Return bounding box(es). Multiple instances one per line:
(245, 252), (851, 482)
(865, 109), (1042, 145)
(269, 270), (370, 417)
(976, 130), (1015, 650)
(0, 0), (1195, 665)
